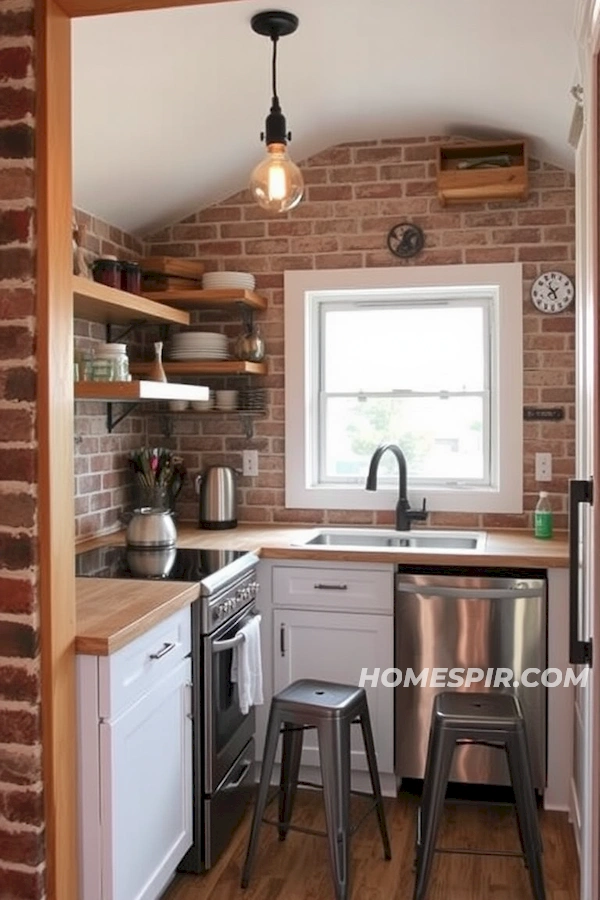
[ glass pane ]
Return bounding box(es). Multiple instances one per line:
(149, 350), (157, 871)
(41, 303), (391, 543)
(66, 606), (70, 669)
(323, 304), (486, 393)
(323, 395), (485, 482)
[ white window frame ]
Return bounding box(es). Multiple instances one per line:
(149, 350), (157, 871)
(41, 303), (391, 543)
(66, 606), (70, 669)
(284, 264), (523, 514)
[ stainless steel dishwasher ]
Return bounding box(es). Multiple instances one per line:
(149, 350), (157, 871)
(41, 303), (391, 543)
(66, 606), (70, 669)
(395, 570), (547, 791)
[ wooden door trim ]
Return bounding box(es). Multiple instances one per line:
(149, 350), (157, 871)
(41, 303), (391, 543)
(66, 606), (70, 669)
(59, 0), (240, 16)
(36, 1), (77, 897)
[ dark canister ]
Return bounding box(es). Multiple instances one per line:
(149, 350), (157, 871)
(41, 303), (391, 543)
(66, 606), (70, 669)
(121, 261), (141, 295)
(93, 256), (121, 289)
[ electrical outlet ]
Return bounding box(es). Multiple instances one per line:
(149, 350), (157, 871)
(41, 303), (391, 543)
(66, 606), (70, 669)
(243, 450), (259, 477)
(535, 452), (552, 482)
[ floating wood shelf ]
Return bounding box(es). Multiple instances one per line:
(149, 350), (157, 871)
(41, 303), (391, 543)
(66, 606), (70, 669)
(436, 140), (528, 205)
(129, 360), (267, 377)
(141, 288), (268, 312)
(73, 275), (190, 327)
(74, 380), (209, 402)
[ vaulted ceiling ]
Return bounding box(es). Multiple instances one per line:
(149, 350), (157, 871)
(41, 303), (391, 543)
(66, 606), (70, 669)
(72, 0), (578, 235)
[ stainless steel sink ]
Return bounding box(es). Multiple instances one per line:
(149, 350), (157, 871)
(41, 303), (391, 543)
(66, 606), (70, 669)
(298, 528), (486, 551)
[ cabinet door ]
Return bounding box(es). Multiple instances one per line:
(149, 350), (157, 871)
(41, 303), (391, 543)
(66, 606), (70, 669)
(273, 609), (393, 773)
(99, 658), (192, 900)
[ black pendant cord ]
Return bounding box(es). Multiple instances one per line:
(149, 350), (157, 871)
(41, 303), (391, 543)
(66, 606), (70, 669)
(271, 36), (280, 112)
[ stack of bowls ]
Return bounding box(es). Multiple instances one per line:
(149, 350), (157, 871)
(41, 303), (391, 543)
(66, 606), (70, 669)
(202, 271), (256, 291)
(167, 331), (229, 361)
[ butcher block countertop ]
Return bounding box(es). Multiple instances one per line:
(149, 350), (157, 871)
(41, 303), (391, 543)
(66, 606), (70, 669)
(76, 578), (199, 655)
(75, 525), (569, 655)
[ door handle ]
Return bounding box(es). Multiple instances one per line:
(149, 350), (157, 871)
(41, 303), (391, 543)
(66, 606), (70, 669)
(280, 624), (286, 657)
(224, 759), (252, 791)
(314, 583), (348, 591)
(569, 478), (594, 665)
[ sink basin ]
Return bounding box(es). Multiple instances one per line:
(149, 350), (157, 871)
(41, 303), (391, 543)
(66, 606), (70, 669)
(298, 528), (486, 551)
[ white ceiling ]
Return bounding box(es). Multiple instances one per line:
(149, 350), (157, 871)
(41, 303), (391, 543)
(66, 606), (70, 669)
(72, 0), (578, 236)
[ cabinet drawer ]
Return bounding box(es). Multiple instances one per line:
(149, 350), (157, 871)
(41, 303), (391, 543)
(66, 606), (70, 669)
(98, 607), (191, 720)
(272, 565), (393, 614)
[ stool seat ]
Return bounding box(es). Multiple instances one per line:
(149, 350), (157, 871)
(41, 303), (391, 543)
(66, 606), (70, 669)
(273, 679), (366, 716)
(435, 690), (523, 728)
(414, 690), (546, 900)
(241, 678), (391, 900)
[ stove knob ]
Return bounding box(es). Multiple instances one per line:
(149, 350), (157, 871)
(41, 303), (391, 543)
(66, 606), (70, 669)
(216, 604), (224, 620)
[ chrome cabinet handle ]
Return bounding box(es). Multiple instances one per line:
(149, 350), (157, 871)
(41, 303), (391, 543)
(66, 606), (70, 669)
(149, 641), (177, 660)
(314, 583), (348, 591)
(569, 478), (594, 665)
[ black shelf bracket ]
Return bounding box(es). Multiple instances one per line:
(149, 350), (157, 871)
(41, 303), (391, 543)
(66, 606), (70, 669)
(106, 320), (148, 344)
(107, 401), (140, 433)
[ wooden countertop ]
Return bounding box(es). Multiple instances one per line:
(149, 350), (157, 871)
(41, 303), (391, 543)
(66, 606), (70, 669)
(76, 578), (199, 655)
(75, 525), (569, 656)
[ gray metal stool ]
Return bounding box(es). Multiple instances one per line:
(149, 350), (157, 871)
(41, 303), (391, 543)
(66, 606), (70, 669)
(241, 679), (391, 900)
(414, 691), (546, 900)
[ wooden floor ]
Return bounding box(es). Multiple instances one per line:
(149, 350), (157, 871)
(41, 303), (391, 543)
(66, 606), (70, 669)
(163, 790), (579, 900)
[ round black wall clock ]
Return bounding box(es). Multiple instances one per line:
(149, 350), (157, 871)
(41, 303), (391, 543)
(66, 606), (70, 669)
(386, 222), (425, 259)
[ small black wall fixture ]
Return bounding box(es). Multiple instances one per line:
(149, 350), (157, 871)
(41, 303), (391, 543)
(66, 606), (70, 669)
(250, 10), (304, 213)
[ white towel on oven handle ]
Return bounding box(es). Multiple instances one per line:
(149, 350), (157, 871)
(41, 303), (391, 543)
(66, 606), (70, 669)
(231, 614), (263, 715)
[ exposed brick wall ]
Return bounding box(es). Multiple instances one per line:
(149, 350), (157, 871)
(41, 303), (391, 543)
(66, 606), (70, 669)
(0, 1), (45, 896)
(143, 136), (575, 532)
(73, 210), (146, 540)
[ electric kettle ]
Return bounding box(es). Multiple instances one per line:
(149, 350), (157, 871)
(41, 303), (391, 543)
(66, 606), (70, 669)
(195, 466), (238, 529)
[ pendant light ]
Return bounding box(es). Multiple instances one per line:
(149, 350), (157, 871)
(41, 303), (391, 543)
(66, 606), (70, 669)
(250, 10), (304, 213)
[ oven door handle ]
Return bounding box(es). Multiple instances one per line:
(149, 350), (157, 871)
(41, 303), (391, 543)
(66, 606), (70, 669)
(212, 613), (261, 653)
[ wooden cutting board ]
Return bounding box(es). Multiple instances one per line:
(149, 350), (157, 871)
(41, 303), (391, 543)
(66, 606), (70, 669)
(140, 256), (205, 278)
(142, 274), (203, 291)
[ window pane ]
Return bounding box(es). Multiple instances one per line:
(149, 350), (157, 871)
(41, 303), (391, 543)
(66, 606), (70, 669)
(323, 304), (486, 393)
(323, 395), (485, 482)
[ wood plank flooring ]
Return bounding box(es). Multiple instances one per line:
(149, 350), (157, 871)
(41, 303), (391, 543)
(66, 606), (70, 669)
(163, 790), (579, 900)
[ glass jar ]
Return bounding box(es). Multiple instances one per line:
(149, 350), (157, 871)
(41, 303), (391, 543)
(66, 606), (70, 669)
(96, 343), (129, 382)
(121, 261), (141, 295)
(93, 256), (121, 289)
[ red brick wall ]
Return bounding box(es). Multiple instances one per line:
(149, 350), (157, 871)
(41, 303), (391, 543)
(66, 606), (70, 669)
(73, 210), (146, 540)
(142, 137), (575, 528)
(0, 3), (45, 896)
(144, 137), (576, 532)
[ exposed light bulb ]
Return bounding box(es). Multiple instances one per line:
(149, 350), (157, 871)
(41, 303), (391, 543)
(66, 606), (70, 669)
(250, 142), (304, 213)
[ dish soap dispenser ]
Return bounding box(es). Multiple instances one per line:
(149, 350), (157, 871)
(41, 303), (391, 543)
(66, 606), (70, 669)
(534, 491), (553, 539)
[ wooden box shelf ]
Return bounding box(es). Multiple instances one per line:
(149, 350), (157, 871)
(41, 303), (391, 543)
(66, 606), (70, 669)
(73, 275), (190, 327)
(436, 140), (528, 205)
(129, 360), (267, 377)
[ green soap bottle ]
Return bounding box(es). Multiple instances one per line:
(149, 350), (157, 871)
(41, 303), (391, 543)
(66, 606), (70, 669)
(534, 491), (553, 539)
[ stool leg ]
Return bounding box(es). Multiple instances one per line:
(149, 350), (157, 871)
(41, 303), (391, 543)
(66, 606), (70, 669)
(241, 705), (282, 889)
(278, 724), (303, 841)
(318, 717), (351, 900)
(413, 726), (454, 900)
(358, 703), (391, 860)
(506, 728), (546, 900)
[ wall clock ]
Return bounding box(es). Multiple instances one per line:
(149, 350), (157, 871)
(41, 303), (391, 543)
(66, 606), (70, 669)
(386, 222), (424, 259)
(530, 271), (574, 314)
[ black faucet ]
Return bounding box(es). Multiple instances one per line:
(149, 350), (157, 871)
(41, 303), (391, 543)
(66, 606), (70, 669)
(365, 442), (428, 531)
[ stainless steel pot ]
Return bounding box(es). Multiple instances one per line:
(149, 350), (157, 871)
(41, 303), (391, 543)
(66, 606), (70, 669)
(196, 466), (238, 530)
(126, 507), (177, 548)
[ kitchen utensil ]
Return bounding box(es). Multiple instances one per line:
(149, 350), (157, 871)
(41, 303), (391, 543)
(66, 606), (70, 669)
(126, 507), (177, 548)
(196, 465), (238, 529)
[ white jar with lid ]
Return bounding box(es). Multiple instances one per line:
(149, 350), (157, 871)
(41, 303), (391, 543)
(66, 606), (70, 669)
(95, 342), (130, 382)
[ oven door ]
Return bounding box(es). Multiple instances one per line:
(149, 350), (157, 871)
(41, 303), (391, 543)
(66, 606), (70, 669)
(204, 605), (258, 792)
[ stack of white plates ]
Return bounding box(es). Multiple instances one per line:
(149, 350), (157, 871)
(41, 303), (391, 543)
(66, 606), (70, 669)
(202, 271), (256, 291)
(168, 331), (229, 361)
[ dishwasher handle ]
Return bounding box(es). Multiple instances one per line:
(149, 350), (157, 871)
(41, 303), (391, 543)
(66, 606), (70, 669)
(395, 582), (544, 601)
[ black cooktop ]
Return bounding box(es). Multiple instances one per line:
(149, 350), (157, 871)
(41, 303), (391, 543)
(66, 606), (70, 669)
(75, 545), (247, 581)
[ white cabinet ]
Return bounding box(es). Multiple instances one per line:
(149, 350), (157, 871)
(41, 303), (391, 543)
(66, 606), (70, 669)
(77, 607), (193, 900)
(273, 608), (394, 773)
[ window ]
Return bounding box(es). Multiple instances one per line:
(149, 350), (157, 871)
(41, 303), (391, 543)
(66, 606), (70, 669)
(285, 264), (523, 514)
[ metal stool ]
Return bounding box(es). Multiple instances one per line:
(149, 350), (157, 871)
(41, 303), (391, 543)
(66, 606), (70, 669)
(241, 679), (391, 900)
(414, 691), (546, 900)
